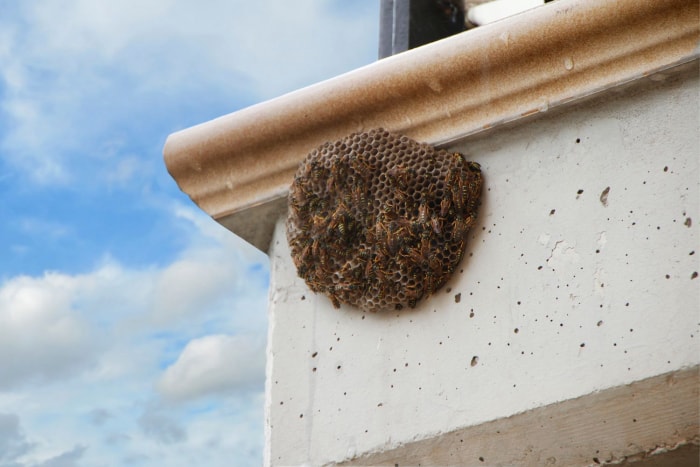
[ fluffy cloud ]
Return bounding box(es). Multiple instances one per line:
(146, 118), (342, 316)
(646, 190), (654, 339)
(0, 273), (98, 390)
(0, 206), (266, 392)
(157, 334), (266, 402)
(32, 445), (87, 467)
(0, 1), (377, 465)
(0, 414), (86, 467)
(0, 206), (270, 465)
(7, 0), (376, 98)
(0, 0), (378, 185)
(151, 258), (237, 325)
(0, 260), (164, 390)
(87, 409), (112, 427)
(138, 408), (187, 445)
(0, 413), (35, 465)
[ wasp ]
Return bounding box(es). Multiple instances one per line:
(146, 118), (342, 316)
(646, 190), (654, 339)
(374, 216), (387, 242)
(308, 195), (327, 213)
(423, 270), (437, 296)
(364, 254), (375, 279)
(296, 238), (314, 265)
(420, 234), (431, 258)
(387, 165), (409, 189)
(300, 160), (314, 178)
(466, 178), (482, 212)
(309, 160), (324, 180)
(450, 176), (464, 212)
(322, 240), (336, 264)
(291, 182), (315, 209)
(296, 262), (310, 277)
(326, 173), (336, 192)
(371, 248), (390, 280)
(327, 291), (341, 309)
(328, 204), (350, 238)
(330, 159), (349, 180)
(351, 157), (375, 181)
(375, 283), (386, 301)
(373, 263), (389, 284)
(351, 185), (368, 208)
(418, 199), (429, 225)
(310, 236), (325, 263)
(440, 198), (451, 217)
(289, 207), (311, 232)
(391, 215), (421, 239)
(407, 234), (432, 270)
(335, 282), (360, 295)
(423, 181), (441, 205)
(306, 274), (324, 294)
(364, 224), (377, 245)
(405, 281), (425, 308)
(310, 212), (328, 231)
(381, 197), (397, 215)
(386, 221), (403, 255)
(451, 217), (467, 241)
(316, 256), (336, 279)
(430, 215), (442, 235)
(466, 161), (481, 172)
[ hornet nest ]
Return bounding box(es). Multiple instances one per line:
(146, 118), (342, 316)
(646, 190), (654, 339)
(287, 128), (482, 312)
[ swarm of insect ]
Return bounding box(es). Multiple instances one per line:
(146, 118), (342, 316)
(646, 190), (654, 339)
(287, 128), (482, 312)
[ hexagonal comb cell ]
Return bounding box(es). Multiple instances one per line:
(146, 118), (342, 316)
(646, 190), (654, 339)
(287, 128), (482, 312)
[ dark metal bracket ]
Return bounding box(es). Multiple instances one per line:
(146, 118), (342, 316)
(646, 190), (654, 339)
(379, 0), (465, 59)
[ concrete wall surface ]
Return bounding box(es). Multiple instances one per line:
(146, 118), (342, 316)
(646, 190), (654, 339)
(264, 66), (699, 466)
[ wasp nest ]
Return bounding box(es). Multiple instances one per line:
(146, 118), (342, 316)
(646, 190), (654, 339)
(287, 128), (482, 312)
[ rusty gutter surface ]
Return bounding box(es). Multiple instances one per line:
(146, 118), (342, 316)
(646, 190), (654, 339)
(163, 0), (699, 251)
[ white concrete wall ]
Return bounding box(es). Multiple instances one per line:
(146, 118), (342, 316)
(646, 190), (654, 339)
(264, 67), (699, 466)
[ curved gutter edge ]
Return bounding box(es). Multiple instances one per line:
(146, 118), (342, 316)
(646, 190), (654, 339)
(163, 0), (699, 252)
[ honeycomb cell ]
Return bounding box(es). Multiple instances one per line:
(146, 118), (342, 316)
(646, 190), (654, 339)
(287, 128), (483, 312)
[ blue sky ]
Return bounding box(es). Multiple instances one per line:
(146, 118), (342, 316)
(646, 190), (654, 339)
(0, 1), (378, 465)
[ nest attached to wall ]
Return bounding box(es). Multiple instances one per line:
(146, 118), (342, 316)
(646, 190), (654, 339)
(287, 129), (482, 312)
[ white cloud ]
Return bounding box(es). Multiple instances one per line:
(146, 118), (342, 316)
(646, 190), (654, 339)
(151, 257), (237, 325)
(12, 0), (376, 98)
(32, 445), (87, 467)
(87, 409), (112, 427)
(16, 218), (72, 240)
(0, 205), (270, 465)
(0, 1), (377, 464)
(138, 408), (187, 445)
(0, 206), (267, 391)
(0, 413), (90, 467)
(0, 273), (98, 390)
(0, 0), (378, 186)
(157, 334), (265, 402)
(163, 391), (266, 463)
(0, 413), (35, 465)
(103, 155), (150, 187)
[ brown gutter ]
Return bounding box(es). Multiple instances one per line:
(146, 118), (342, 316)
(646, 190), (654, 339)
(163, 0), (699, 251)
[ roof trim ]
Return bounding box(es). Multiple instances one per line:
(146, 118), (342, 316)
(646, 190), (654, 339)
(163, 0), (699, 251)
